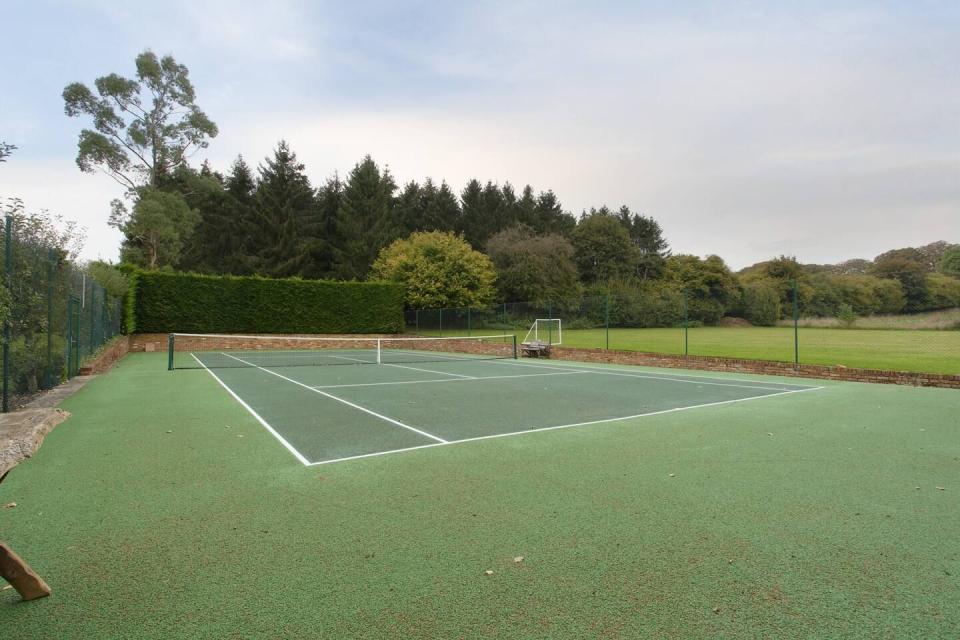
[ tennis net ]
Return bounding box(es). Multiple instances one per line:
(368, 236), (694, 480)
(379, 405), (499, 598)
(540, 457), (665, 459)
(167, 333), (518, 370)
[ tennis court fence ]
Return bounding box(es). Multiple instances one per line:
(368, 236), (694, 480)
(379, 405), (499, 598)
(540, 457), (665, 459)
(1, 213), (124, 412)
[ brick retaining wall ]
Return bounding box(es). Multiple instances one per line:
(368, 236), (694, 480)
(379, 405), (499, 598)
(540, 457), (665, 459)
(549, 347), (960, 389)
(77, 336), (130, 375)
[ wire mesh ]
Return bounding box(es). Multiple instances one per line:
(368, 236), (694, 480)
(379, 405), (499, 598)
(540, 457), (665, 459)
(1, 215), (124, 411)
(405, 287), (959, 375)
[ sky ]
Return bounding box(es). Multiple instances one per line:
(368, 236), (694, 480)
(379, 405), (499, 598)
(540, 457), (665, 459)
(1, 0), (958, 270)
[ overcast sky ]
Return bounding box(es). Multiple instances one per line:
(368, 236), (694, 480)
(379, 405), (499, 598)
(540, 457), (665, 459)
(1, 1), (957, 269)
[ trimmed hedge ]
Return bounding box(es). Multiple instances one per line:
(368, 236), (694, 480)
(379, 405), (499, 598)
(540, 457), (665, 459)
(131, 271), (405, 334)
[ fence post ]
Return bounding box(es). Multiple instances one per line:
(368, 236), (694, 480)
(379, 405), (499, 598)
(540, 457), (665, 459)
(2, 215), (12, 413)
(66, 296), (73, 380)
(439, 307), (443, 338)
(793, 279), (799, 364)
(604, 293), (610, 350)
(683, 290), (689, 357)
(88, 284), (96, 355)
(46, 249), (54, 389)
(415, 309), (419, 332)
(467, 307), (471, 337)
(547, 301), (553, 344)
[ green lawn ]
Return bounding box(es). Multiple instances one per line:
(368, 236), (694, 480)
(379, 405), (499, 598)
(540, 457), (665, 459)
(2, 353), (958, 638)
(429, 326), (960, 374)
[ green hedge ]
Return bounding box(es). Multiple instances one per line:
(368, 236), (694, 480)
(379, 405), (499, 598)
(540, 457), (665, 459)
(131, 271), (405, 334)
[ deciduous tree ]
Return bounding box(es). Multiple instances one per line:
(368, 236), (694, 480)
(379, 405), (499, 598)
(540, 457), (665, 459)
(371, 232), (496, 308)
(62, 50), (217, 192)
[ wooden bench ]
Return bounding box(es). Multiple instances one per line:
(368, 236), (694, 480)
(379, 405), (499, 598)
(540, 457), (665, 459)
(0, 408), (68, 601)
(520, 341), (551, 358)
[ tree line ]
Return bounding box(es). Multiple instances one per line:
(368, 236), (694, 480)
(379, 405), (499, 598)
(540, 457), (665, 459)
(55, 50), (960, 328)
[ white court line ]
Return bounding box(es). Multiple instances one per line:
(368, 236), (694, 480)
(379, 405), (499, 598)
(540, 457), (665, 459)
(191, 354), (311, 465)
(306, 385), (823, 466)
(329, 351), (477, 380)
(386, 346), (815, 390)
(473, 357), (815, 392)
(312, 370), (584, 389)
(383, 362), (476, 379)
(219, 352), (448, 444)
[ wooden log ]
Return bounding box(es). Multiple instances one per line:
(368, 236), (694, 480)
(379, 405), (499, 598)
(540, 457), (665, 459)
(0, 541), (51, 601)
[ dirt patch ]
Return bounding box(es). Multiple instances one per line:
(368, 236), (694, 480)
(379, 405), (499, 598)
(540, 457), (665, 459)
(718, 317), (753, 328)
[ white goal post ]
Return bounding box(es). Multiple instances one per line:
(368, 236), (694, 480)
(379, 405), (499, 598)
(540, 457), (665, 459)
(522, 318), (562, 346)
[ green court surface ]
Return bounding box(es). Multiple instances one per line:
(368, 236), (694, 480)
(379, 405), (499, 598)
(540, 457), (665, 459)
(2, 353), (958, 638)
(190, 349), (819, 465)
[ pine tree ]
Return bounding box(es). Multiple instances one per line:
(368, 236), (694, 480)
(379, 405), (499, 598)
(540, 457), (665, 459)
(394, 180), (422, 237)
(335, 155), (397, 279)
(533, 190), (575, 236)
(302, 174), (344, 279)
(616, 206), (670, 279)
(248, 141), (316, 277)
(423, 180), (460, 232)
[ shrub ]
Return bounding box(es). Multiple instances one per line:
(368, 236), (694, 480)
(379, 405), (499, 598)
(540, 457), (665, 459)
(837, 304), (857, 328)
(131, 271), (404, 333)
(371, 231), (496, 309)
(741, 282), (781, 326)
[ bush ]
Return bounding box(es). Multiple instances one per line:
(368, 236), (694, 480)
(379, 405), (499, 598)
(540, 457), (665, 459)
(926, 273), (960, 310)
(741, 282), (781, 326)
(131, 271), (405, 333)
(371, 231), (496, 308)
(837, 303), (857, 328)
(600, 279), (684, 328)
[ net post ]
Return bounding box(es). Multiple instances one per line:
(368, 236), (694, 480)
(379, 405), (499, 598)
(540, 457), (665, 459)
(377, 339), (382, 364)
(167, 334), (175, 370)
(683, 290), (689, 356)
(512, 334), (517, 359)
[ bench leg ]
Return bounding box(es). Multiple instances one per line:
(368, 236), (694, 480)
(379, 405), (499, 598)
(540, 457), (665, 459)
(0, 541), (51, 601)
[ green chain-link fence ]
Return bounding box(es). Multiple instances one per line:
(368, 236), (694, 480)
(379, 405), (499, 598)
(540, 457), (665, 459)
(405, 285), (960, 375)
(1, 214), (123, 412)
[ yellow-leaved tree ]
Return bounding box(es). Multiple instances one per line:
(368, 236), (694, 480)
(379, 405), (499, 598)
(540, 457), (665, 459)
(370, 231), (496, 309)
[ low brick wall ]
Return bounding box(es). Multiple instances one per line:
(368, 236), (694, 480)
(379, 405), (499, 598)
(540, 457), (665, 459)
(131, 333), (516, 359)
(549, 347), (960, 389)
(77, 336), (130, 375)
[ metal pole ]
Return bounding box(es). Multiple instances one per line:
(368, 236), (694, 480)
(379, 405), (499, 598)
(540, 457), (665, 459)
(467, 307), (472, 337)
(604, 293), (610, 350)
(89, 283), (96, 355)
(2, 215), (12, 412)
(439, 307), (443, 338)
(683, 291), (689, 356)
(547, 301), (552, 345)
(167, 333), (175, 370)
(793, 279), (799, 364)
(66, 297), (73, 380)
(415, 309), (419, 332)
(46, 249), (53, 389)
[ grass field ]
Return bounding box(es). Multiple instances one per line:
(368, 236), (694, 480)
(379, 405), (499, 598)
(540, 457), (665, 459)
(421, 326), (960, 374)
(2, 352), (958, 638)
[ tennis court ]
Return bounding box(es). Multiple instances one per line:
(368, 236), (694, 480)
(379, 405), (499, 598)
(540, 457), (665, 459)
(171, 333), (821, 465)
